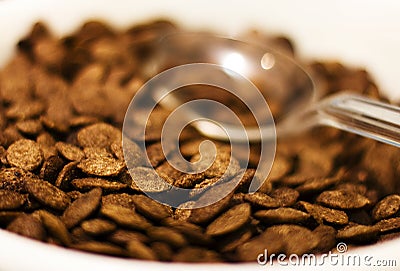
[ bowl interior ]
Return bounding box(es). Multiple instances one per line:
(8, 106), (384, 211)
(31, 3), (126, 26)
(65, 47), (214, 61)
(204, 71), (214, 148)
(0, 1), (399, 271)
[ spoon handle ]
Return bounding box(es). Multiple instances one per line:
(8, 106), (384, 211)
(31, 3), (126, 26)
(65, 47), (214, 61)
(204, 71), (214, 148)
(283, 92), (400, 147)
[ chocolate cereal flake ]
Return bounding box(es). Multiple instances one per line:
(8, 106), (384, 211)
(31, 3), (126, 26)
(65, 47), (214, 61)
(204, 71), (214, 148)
(6, 139), (43, 171)
(270, 187), (299, 207)
(72, 241), (126, 257)
(337, 224), (379, 243)
(7, 213), (46, 241)
(26, 178), (70, 211)
(296, 176), (340, 195)
(128, 167), (170, 193)
(100, 204), (152, 231)
(131, 194), (173, 221)
(107, 229), (149, 246)
(316, 190), (371, 209)
(188, 190), (233, 224)
(101, 193), (136, 209)
(217, 226), (253, 253)
(112, 138), (146, 166)
(5, 100), (45, 120)
(77, 123), (121, 148)
(243, 192), (280, 209)
(375, 217), (400, 233)
(15, 119), (43, 135)
(267, 154), (292, 182)
(127, 240), (157, 261)
(297, 201), (349, 225)
(55, 142), (84, 161)
(83, 147), (113, 159)
(38, 210), (71, 245)
(254, 207), (310, 224)
(71, 178), (128, 192)
(39, 155), (65, 184)
(0, 190), (27, 210)
(206, 203), (251, 236)
(55, 161), (79, 189)
(61, 188), (102, 228)
(147, 226), (188, 248)
(372, 194), (400, 221)
(312, 225), (337, 252)
(161, 217), (213, 246)
(237, 224), (319, 257)
(0, 167), (35, 192)
(78, 156), (125, 177)
(81, 218), (117, 236)
(151, 242), (173, 261)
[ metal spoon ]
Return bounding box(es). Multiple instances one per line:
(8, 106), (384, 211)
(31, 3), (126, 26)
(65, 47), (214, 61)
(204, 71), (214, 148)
(152, 33), (400, 147)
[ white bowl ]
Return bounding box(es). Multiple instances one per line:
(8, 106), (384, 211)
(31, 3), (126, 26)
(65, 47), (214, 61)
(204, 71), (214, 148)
(0, 1), (399, 270)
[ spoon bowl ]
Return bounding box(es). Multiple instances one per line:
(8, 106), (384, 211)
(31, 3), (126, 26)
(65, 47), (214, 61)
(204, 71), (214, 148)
(153, 33), (400, 146)
(156, 33), (314, 122)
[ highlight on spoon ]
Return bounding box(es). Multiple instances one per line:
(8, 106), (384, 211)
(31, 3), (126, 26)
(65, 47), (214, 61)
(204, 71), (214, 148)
(220, 51), (248, 75)
(261, 52), (275, 70)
